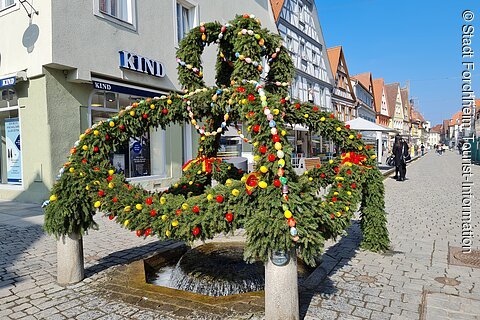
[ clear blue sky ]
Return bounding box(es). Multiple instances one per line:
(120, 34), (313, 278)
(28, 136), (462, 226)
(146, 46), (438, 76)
(315, 0), (479, 126)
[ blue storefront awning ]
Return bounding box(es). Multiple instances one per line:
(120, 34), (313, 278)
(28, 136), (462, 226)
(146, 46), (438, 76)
(0, 76), (16, 89)
(92, 78), (166, 98)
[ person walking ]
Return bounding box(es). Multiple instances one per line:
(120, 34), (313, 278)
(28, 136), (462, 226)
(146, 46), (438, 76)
(393, 135), (408, 181)
(421, 143), (425, 156)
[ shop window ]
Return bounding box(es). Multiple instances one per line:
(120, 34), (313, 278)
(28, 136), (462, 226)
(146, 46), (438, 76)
(0, 109), (21, 185)
(176, 0), (197, 44)
(218, 136), (242, 158)
(0, 88), (18, 109)
(88, 90), (168, 179)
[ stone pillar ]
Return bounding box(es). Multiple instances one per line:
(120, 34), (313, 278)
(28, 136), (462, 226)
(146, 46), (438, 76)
(265, 249), (299, 320)
(57, 233), (84, 285)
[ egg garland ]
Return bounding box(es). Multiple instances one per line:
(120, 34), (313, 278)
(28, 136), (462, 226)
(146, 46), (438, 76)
(45, 14), (389, 267)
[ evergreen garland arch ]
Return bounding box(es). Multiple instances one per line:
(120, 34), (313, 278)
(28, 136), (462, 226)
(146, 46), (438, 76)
(44, 14), (389, 266)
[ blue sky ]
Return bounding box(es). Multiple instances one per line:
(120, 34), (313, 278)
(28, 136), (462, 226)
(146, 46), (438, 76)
(315, 0), (480, 126)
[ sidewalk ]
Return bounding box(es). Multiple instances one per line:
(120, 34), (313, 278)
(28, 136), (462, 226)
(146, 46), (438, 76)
(0, 152), (479, 319)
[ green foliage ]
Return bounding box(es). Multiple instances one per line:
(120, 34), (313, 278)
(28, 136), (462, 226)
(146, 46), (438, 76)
(44, 15), (389, 264)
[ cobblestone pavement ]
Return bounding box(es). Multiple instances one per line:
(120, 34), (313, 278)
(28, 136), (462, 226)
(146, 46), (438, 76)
(0, 151), (479, 319)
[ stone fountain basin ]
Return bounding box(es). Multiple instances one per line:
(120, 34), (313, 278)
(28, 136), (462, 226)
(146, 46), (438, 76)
(97, 241), (314, 318)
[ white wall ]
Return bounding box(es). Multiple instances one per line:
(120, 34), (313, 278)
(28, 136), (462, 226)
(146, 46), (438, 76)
(0, 1), (52, 77)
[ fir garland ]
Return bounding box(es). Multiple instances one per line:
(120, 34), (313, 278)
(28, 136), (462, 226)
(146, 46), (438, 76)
(44, 14), (389, 266)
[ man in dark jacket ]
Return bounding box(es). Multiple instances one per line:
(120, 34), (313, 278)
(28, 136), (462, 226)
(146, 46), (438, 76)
(393, 136), (409, 181)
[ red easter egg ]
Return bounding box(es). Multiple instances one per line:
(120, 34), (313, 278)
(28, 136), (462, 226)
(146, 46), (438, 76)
(145, 197), (153, 205)
(272, 135), (280, 143)
(259, 145), (267, 154)
(268, 154), (276, 162)
(253, 124), (260, 133)
(216, 195), (224, 203)
(150, 209), (157, 217)
(162, 109), (169, 115)
(225, 213), (234, 222)
(192, 206), (200, 213)
(192, 226), (201, 236)
(288, 218), (296, 227)
(273, 179), (281, 187)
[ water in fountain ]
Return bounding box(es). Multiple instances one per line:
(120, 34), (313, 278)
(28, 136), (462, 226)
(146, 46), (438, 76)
(168, 242), (265, 296)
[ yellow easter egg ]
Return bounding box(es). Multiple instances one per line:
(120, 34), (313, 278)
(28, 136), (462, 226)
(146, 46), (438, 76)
(182, 203), (189, 210)
(82, 145), (88, 151)
(207, 194), (213, 201)
(69, 167), (75, 173)
(284, 210), (292, 219)
(124, 220), (129, 226)
(50, 195), (58, 201)
(109, 121), (115, 127)
(231, 189), (240, 196)
(108, 182), (114, 189)
(274, 142), (282, 150)
(93, 130), (99, 136)
(260, 166), (268, 173)
(94, 201), (101, 208)
(281, 130), (287, 136)
(165, 230), (171, 237)
(108, 169), (115, 175)
(160, 197), (166, 204)
(161, 214), (168, 221)
(135, 204), (143, 210)
(124, 206), (131, 212)
(320, 117), (325, 122)
(172, 220), (179, 227)
(258, 181), (268, 189)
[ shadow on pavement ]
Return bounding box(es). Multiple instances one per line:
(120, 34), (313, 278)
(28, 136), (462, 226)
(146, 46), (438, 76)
(0, 223), (46, 289)
(299, 220), (363, 319)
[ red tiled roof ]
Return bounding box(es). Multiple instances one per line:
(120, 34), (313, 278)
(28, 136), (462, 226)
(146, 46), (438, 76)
(269, 0), (285, 22)
(412, 111), (425, 123)
(385, 83), (400, 119)
(450, 111), (463, 125)
(351, 72), (371, 91)
(431, 124), (442, 133)
(372, 78), (386, 115)
(326, 46), (342, 78)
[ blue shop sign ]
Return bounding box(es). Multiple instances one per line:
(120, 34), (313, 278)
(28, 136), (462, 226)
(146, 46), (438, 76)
(119, 50), (165, 78)
(0, 76), (16, 88)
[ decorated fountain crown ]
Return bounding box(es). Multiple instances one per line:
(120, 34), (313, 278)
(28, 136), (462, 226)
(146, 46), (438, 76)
(45, 14), (389, 266)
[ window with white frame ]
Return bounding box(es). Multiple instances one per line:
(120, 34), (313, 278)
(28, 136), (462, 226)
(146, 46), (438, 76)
(99, 0), (133, 24)
(0, 0), (14, 11)
(176, 1), (196, 44)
